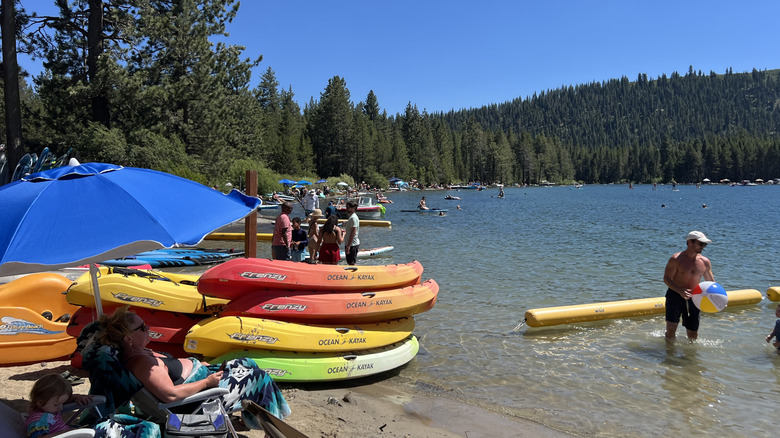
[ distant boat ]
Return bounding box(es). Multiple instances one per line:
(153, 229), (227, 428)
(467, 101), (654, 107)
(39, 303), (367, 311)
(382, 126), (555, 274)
(335, 196), (382, 219)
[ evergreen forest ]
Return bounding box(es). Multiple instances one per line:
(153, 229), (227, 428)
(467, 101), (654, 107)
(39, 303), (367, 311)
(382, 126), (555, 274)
(2, 1), (779, 192)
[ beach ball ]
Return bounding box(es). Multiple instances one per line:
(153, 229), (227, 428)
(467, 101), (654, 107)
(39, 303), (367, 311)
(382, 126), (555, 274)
(691, 281), (728, 312)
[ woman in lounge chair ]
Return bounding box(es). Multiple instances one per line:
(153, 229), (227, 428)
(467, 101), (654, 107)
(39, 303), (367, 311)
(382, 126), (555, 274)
(91, 307), (290, 424)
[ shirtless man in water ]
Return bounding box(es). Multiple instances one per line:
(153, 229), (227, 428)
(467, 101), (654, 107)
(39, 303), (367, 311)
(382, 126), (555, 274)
(663, 231), (715, 340)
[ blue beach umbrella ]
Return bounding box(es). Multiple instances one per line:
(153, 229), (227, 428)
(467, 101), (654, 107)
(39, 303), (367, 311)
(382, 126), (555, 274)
(315, 179), (327, 184)
(0, 162), (260, 315)
(296, 180), (311, 185)
(278, 179), (296, 185)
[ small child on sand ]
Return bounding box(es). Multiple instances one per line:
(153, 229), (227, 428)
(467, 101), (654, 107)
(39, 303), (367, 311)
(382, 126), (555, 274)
(26, 373), (91, 438)
(765, 304), (780, 349)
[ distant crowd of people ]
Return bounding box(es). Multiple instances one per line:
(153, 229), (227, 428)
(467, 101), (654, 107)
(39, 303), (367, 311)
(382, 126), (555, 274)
(271, 199), (359, 266)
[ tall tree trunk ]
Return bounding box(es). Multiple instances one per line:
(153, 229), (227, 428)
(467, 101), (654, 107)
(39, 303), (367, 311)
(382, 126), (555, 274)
(2, 0), (23, 184)
(88, 0), (109, 127)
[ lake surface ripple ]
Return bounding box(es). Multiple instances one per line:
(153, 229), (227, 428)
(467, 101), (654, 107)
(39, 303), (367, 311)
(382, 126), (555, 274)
(361, 184), (780, 437)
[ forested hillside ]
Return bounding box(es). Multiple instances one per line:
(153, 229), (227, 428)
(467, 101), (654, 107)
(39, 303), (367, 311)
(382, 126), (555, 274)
(3, 1), (779, 190)
(439, 68), (780, 184)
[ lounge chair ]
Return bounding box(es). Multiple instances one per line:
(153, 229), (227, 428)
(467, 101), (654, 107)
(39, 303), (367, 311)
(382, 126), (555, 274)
(77, 321), (236, 437)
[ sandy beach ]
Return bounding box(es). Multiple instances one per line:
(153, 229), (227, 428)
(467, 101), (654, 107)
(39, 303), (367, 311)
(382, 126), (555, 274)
(1, 359), (574, 437)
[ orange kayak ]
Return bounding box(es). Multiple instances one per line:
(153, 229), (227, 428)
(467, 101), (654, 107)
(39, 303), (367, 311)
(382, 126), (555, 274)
(220, 279), (439, 323)
(197, 259), (423, 299)
(0, 273), (79, 365)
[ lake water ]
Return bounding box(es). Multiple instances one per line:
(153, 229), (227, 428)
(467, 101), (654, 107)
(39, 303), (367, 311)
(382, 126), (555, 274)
(339, 185), (780, 437)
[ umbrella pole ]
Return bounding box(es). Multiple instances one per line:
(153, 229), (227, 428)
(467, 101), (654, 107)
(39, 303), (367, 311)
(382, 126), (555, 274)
(89, 263), (104, 318)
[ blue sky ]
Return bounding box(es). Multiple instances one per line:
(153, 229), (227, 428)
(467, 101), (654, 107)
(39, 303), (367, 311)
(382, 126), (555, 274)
(19, 0), (780, 115)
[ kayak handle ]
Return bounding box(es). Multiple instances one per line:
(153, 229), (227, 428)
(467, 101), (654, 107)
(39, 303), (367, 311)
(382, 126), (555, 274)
(344, 267), (358, 272)
(343, 355), (358, 361)
(361, 292), (376, 298)
(335, 327), (350, 334)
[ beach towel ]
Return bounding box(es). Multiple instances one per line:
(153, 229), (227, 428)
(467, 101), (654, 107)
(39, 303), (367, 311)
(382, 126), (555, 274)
(186, 358), (291, 425)
(94, 414), (160, 438)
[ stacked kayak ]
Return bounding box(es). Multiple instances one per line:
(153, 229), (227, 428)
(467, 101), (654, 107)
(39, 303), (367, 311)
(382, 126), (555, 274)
(66, 267), (228, 314)
(197, 258), (424, 298)
(188, 259), (435, 382)
(65, 267), (229, 359)
(0, 274), (80, 365)
(219, 279), (438, 323)
(185, 316), (415, 357)
(211, 336), (420, 382)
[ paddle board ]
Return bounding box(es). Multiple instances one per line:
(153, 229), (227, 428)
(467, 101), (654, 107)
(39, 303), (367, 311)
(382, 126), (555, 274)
(342, 245), (394, 258)
(300, 246), (394, 260)
(315, 218), (392, 227)
(184, 316), (415, 357)
(220, 279), (439, 323)
(66, 267), (229, 314)
(209, 336), (419, 382)
(197, 259), (424, 299)
(400, 209), (448, 213)
(204, 232), (274, 241)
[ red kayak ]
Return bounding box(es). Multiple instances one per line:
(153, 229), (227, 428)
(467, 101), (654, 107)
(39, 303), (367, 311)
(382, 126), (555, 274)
(197, 258), (423, 300)
(220, 279), (439, 323)
(67, 305), (202, 347)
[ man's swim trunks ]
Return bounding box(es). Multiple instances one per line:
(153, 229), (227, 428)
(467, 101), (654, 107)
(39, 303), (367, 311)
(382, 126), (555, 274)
(665, 288), (700, 332)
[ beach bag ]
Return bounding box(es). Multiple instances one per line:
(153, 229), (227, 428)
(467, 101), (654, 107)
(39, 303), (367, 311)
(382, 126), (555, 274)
(164, 402), (228, 438)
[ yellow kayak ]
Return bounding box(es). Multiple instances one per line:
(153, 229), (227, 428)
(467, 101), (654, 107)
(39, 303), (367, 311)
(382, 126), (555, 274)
(204, 233), (273, 241)
(0, 273), (80, 365)
(184, 315), (415, 357)
(66, 267), (229, 314)
(316, 218), (392, 228)
(203, 220), (392, 242)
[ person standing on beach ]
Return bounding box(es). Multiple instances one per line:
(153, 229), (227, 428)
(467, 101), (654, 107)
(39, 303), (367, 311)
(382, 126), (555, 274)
(316, 215), (343, 265)
(324, 201), (337, 219)
(303, 190), (319, 216)
(306, 209), (323, 263)
(290, 217), (308, 262)
(343, 200), (360, 265)
(271, 202), (293, 260)
(663, 231), (715, 340)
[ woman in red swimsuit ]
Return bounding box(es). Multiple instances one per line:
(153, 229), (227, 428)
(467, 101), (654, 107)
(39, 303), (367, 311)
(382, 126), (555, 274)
(317, 215), (344, 264)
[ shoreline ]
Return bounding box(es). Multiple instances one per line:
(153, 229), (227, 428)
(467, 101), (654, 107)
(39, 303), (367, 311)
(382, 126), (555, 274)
(1, 215), (575, 436)
(0, 360), (574, 437)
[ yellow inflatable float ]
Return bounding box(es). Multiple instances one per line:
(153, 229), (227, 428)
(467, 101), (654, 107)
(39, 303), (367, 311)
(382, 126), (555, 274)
(766, 287), (780, 301)
(525, 289), (763, 328)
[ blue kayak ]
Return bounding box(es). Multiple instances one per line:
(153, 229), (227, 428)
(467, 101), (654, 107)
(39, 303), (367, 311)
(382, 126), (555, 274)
(101, 248), (243, 267)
